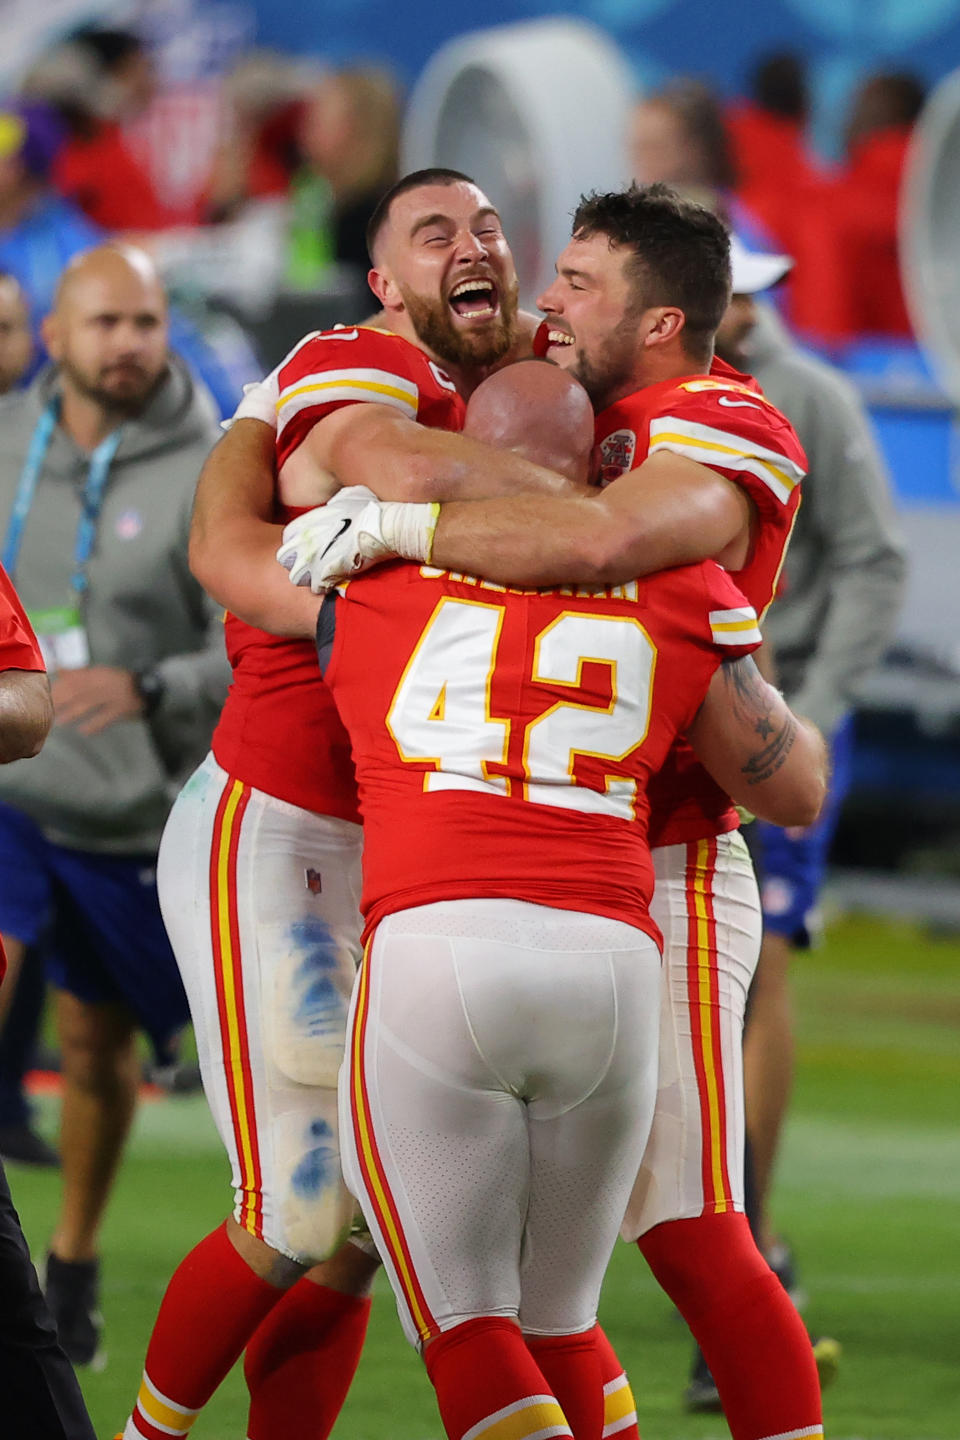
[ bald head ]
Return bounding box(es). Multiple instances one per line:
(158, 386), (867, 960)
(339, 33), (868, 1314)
(43, 244), (169, 417)
(54, 244), (165, 316)
(464, 361), (595, 486)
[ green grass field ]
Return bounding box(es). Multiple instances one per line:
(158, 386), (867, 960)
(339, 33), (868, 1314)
(9, 913), (960, 1440)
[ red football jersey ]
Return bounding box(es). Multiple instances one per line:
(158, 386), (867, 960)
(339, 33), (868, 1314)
(212, 327), (465, 817)
(319, 559), (762, 941)
(0, 564), (44, 675)
(594, 367), (806, 848)
(0, 564), (44, 984)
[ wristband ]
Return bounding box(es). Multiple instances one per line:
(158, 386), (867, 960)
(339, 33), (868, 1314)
(378, 501), (441, 564)
(230, 376), (280, 428)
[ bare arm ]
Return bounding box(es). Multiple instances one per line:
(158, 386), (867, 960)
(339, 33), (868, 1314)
(278, 401), (576, 509)
(427, 450), (754, 586)
(0, 669), (53, 763)
(189, 419), (322, 637)
(193, 405), (574, 635)
(687, 656), (827, 828)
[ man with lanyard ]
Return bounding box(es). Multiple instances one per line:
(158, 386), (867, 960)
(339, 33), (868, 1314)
(0, 243), (228, 1368)
(716, 235), (905, 1335)
(0, 321), (126, 1171)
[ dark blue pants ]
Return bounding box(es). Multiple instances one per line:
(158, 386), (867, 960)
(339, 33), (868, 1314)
(0, 946), (46, 1127)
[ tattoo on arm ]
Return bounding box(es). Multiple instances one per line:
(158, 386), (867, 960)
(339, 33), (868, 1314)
(720, 657), (798, 785)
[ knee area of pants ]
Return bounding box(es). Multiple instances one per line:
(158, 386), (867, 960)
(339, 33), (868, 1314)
(252, 1114), (356, 1264)
(524, 1327), (597, 1358)
(250, 1204), (355, 1271)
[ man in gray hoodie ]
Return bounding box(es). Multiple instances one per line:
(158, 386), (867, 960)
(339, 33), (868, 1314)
(0, 244), (228, 1368)
(716, 241), (906, 1301)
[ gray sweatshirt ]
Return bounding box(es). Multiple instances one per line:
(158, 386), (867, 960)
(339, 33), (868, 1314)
(743, 306), (907, 736)
(0, 358), (229, 852)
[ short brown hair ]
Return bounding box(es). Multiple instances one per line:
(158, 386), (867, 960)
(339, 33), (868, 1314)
(365, 167), (477, 261)
(572, 182), (731, 363)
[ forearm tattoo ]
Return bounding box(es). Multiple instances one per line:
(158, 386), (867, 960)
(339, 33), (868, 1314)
(723, 657), (798, 785)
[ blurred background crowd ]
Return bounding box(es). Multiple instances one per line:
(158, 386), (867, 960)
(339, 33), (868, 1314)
(0, 0), (956, 918)
(0, 16), (932, 360)
(0, 5), (956, 1432)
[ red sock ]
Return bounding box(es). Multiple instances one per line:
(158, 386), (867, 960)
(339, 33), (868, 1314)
(123, 1223), (281, 1440)
(640, 1213), (823, 1440)
(525, 1327), (603, 1440)
(593, 1325), (641, 1439)
(425, 1317), (572, 1440)
(243, 1276), (371, 1440)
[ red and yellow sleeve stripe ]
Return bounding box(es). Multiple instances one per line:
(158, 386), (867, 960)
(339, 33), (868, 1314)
(649, 415), (804, 506)
(276, 367), (419, 435)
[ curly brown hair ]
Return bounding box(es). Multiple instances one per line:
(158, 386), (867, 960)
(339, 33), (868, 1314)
(572, 182), (731, 362)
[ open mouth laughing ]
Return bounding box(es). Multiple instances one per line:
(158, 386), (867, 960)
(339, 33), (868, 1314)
(448, 275), (501, 323)
(541, 313), (576, 364)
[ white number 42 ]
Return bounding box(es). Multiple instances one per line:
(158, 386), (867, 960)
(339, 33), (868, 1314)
(385, 596), (656, 822)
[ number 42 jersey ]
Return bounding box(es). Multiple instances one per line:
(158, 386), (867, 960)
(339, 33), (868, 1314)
(318, 558), (762, 944)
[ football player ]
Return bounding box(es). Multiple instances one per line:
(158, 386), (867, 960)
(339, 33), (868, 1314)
(315, 359), (824, 1440)
(278, 183), (826, 1440)
(121, 170), (577, 1440)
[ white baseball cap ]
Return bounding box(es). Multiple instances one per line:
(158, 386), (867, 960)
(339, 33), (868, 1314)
(729, 235), (793, 295)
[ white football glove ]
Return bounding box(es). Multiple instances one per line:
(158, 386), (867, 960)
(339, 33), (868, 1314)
(223, 369), (281, 430)
(277, 487), (440, 592)
(278, 487), (384, 591)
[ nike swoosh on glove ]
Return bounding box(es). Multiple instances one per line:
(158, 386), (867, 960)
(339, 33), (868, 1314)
(277, 487), (391, 592)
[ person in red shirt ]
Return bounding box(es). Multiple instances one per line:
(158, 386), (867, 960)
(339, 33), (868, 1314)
(0, 567), (51, 957)
(48, 28), (170, 233)
(317, 360), (823, 1440)
(121, 169), (583, 1440)
(280, 182), (826, 1440)
(726, 53), (827, 259)
(0, 564), (96, 1440)
(788, 71), (925, 342)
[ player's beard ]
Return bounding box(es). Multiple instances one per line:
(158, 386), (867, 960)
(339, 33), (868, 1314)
(571, 307), (642, 412)
(59, 355), (167, 417)
(400, 277), (519, 372)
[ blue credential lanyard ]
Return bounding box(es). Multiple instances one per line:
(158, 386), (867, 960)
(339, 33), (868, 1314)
(2, 397), (124, 597)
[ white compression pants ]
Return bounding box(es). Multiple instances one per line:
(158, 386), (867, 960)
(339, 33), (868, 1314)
(621, 830), (762, 1240)
(157, 753), (363, 1262)
(338, 898), (662, 1350)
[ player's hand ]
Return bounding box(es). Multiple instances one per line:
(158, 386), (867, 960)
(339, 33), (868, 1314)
(224, 370), (281, 430)
(277, 487), (394, 592)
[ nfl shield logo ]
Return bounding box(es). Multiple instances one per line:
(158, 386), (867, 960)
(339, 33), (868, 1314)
(305, 868), (322, 894)
(116, 508), (143, 540)
(599, 429), (636, 486)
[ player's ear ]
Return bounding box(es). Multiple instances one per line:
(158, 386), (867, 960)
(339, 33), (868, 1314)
(368, 265), (402, 312)
(643, 306), (685, 349)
